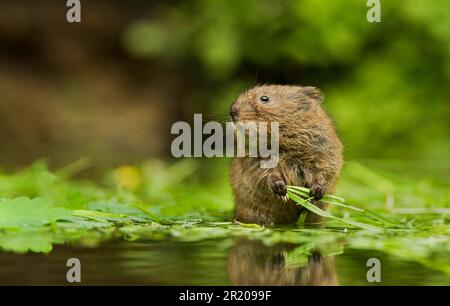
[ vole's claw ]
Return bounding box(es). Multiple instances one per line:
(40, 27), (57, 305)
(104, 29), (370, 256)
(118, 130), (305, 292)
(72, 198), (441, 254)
(277, 194), (289, 203)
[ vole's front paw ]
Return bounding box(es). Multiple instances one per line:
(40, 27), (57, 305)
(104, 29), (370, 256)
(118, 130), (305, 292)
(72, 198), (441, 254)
(310, 184), (324, 201)
(271, 180), (286, 195)
(271, 180), (288, 202)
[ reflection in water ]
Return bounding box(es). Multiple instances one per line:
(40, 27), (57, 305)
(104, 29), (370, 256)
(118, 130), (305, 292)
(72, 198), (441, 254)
(0, 239), (446, 285)
(228, 240), (339, 286)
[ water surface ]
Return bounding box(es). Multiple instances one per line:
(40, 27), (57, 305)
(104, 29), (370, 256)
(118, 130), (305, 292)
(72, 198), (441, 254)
(0, 239), (447, 285)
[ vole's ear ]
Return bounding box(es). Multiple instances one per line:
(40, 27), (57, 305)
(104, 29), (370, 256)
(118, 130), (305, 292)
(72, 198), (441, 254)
(302, 86), (324, 103)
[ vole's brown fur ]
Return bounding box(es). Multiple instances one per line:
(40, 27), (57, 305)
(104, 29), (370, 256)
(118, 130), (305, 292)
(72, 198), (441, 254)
(228, 240), (339, 285)
(230, 85), (343, 226)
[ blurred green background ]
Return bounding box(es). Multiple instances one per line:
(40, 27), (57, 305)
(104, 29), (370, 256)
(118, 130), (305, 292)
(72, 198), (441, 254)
(0, 0), (448, 171)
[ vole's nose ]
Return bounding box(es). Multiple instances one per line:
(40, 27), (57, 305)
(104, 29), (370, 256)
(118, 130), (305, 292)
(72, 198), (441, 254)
(229, 104), (238, 121)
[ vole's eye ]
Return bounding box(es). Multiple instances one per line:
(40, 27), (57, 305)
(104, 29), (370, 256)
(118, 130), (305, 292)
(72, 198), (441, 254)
(260, 95), (269, 103)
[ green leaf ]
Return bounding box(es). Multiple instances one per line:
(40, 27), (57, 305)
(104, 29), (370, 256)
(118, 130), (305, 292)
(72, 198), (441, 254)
(0, 197), (71, 229)
(322, 194), (346, 203)
(287, 186), (362, 212)
(287, 191), (381, 231)
(320, 199), (364, 212)
(286, 186), (310, 197)
(285, 243), (314, 268)
(0, 231), (53, 253)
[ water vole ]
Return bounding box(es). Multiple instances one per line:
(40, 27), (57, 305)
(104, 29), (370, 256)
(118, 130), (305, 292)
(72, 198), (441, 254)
(230, 85), (343, 226)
